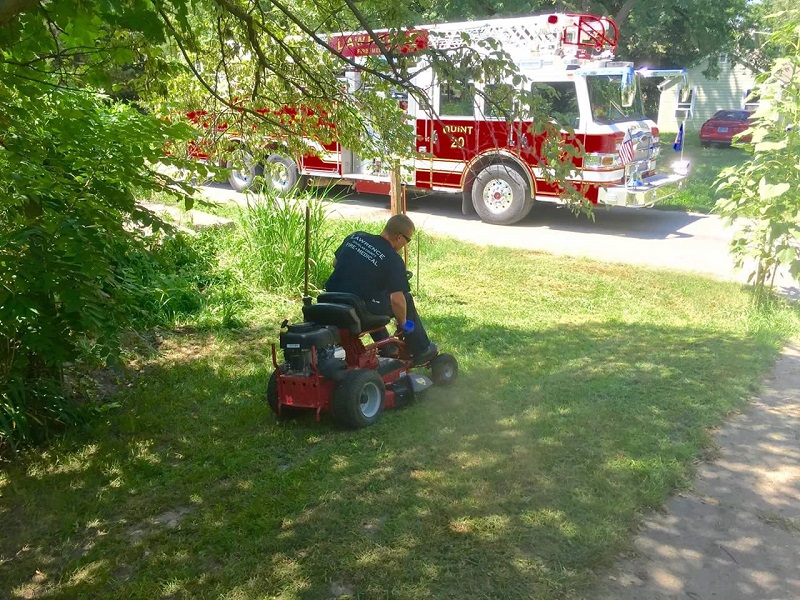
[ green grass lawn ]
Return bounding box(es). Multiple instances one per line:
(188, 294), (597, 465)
(656, 132), (750, 213)
(2, 231), (798, 599)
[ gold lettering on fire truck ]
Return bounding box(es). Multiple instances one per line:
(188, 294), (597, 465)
(443, 125), (474, 135)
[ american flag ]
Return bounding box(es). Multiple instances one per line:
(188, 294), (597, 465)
(618, 129), (635, 165)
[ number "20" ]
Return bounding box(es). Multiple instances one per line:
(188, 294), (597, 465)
(450, 136), (466, 149)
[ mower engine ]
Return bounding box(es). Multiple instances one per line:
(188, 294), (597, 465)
(279, 321), (343, 376)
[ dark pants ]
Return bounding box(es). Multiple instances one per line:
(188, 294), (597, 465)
(369, 292), (431, 356)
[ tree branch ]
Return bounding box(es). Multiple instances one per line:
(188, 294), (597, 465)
(155, 3), (296, 136)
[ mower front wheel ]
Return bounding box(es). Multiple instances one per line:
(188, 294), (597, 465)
(430, 353), (458, 386)
(333, 370), (386, 429)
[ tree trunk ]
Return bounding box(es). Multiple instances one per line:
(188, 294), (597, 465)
(614, 0), (637, 27)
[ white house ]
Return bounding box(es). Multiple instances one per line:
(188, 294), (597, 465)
(657, 57), (758, 133)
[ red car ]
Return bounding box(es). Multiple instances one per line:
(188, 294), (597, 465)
(699, 109), (754, 147)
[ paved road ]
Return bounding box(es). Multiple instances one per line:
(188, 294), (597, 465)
(200, 183), (799, 295)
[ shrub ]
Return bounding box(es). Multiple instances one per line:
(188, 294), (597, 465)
(715, 10), (800, 304)
(0, 87), (196, 451)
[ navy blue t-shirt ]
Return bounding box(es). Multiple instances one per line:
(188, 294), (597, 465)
(325, 231), (409, 316)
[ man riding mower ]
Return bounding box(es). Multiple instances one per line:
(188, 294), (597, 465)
(267, 214), (457, 428)
(267, 293), (457, 427)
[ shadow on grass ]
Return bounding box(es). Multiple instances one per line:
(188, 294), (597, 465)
(0, 317), (781, 599)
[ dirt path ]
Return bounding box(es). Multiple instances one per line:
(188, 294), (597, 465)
(594, 343), (800, 600)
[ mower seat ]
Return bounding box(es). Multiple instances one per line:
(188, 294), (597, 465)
(316, 292), (391, 332)
(302, 302), (362, 336)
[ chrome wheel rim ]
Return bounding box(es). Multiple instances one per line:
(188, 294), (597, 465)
(272, 162), (290, 190)
(483, 179), (514, 214)
(229, 151), (254, 185)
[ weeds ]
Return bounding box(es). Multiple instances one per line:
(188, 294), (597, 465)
(234, 189), (338, 296)
(1, 227), (249, 453)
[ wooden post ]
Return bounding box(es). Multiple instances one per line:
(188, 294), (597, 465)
(389, 165), (403, 216)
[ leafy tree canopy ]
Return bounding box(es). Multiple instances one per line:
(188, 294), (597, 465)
(1, 0), (576, 448)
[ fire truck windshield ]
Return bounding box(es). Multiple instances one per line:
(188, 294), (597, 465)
(587, 74), (645, 124)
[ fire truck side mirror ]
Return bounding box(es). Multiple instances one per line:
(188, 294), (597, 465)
(620, 68), (636, 108)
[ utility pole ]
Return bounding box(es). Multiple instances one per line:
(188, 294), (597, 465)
(389, 165), (404, 215)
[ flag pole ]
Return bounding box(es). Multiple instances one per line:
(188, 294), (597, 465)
(680, 117), (687, 163)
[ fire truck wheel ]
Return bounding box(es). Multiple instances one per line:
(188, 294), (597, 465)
(332, 370), (386, 429)
(227, 147), (260, 192)
(472, 164), (533, 225)
(266, 154), (301, 194)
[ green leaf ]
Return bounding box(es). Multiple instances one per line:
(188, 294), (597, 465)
(755, 140), (788, 152)
(758, 178), (790, 201)
(777, 246), (797, 264)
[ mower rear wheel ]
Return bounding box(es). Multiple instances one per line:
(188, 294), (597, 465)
(333, 370), (386, 429)
(267, 369), (299, 419)
(430, 353), (458, 386)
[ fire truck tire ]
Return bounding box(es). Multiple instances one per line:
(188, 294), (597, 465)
(472, 164), (533, 225)
(265, 154), (301, 194)
(227, 147), (260, 192)
(332, 370), (386, 429)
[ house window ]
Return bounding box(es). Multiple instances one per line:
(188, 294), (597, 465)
(742, 88), (760, 111)
(675, 86), (696, 120)
(718, 54), (729, 66)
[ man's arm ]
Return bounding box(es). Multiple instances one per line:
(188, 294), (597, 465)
(389, 291), (407, 325)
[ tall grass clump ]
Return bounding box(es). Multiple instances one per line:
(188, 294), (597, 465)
(236, 190), (337, 295)
(119, 230), (249, 330)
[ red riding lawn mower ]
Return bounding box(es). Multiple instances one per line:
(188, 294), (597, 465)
(267, 292), (458, 428)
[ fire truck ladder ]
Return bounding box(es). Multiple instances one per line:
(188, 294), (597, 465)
(424, 13), (618, 63)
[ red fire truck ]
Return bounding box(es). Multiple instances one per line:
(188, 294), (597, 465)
(214, 13), (690, 225)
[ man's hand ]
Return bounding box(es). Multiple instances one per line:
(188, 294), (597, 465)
(399, 319), (415, 333)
